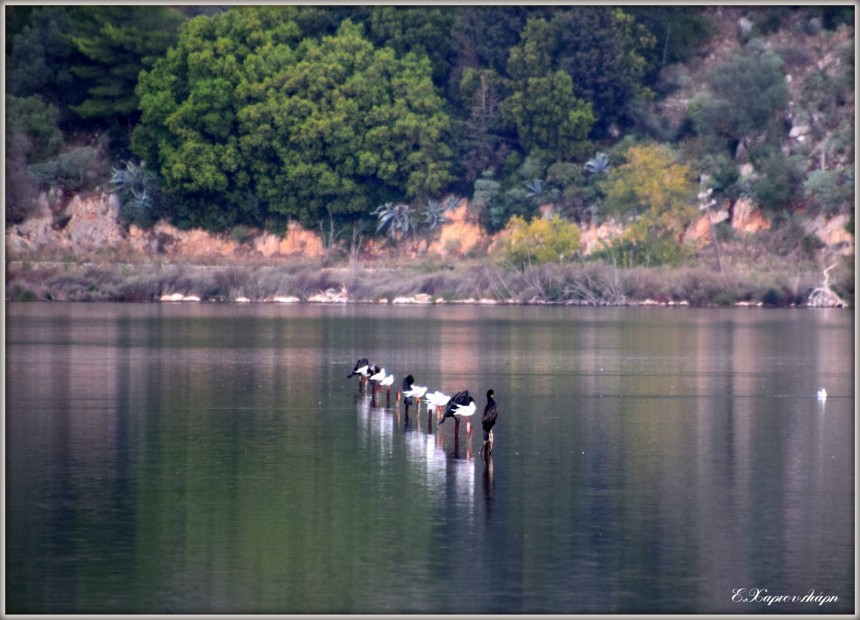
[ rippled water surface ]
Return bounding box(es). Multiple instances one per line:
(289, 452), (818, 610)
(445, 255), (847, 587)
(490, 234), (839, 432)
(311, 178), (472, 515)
(5, 302), (854, 613)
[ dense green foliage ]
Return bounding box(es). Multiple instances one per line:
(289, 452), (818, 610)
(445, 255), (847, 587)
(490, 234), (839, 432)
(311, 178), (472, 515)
(691, 47), (789, 161)
(6, 95), (64, 163)
(68, 7), (183, 124)
(5, 4), (855, 268)
(132, 11), (453, 230)
(6, 7), (82, 122)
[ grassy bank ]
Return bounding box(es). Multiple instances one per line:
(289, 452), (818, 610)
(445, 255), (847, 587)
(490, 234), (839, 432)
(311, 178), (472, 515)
(6, 256), (853, 308)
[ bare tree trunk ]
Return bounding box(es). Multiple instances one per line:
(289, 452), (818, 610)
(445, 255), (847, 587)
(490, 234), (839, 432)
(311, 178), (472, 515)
(698, 185), (723, 273)
(808, 263), (848, 307)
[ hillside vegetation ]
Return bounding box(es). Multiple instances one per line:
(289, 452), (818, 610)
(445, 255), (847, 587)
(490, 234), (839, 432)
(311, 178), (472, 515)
(4, 5), (854, 306)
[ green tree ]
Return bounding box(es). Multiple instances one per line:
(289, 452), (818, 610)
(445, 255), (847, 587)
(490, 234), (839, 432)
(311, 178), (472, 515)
(803, 169), (854, 217)
(133, 8), (306, 229)
(6, 7), (82, 123)
(133, 12), (453, 231)
(5, 95), (63, 163)
(626, 7), (713, 80)
(448, 6), (546, 99)
(69, 6), (184, 146)
(365, 6), (456, 88)
(503, 18), (594, 161)
(502, 8), (653, 145)
(551, 7), (656, 135)
(503, 70), (595, 162)
(691, 47), (789, 163)
(471, 173), (502, 227)
(455, 68), (510, 182)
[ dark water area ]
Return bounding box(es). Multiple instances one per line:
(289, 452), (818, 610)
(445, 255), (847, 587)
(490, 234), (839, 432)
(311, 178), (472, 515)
(5, 302), (854, 614)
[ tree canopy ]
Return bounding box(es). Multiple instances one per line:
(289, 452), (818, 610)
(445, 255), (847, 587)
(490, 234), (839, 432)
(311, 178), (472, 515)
(69, 6), (183, 141)
(691, 47), (790, 159)
(132, 11), (453, 230)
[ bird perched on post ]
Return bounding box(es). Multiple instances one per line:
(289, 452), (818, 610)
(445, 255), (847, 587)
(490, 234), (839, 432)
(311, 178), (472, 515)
(453, 399), (476, 418)
(403, 384), (428, 401)
(452, 396), (476, 436)
(346, 358), (369, 380)
(367, 364), (381, 398)
(381, 373), (394, 399)
(480, 389), (499, 457)
(369, 367), (387, 396)
(439, 390), (471, 426)
(424, 390), (451, 420)
(346, 358), (370, 391)
(398, 374), (415, 405)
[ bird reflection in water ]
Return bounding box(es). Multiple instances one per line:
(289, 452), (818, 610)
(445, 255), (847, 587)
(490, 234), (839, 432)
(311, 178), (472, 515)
(349, 363), (482, 516)
(482, 453), (494, 512)
(452, 426), (475, 461)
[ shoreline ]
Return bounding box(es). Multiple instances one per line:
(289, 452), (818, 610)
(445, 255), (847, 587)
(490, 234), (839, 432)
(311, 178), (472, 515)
(5, 259), (851, 308)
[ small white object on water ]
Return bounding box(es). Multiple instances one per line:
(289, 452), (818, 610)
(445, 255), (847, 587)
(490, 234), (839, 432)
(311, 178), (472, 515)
(817, 388), (827, 401)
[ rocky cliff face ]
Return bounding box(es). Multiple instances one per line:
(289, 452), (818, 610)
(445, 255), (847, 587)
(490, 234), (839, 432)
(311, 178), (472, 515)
(7, 191), (326, 262)
(6, 189), (853, 264)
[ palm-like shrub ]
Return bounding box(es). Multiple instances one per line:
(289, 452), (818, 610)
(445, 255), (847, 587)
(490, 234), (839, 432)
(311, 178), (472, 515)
(110, 160), (159, 226)
(373, 202), (416, 240)
(111, 160), (156, 204)
(585, 152), (611, 174)
(422, 198), (455, 232)
(524, 178), (560, 205)
(524, 178), (545, 197)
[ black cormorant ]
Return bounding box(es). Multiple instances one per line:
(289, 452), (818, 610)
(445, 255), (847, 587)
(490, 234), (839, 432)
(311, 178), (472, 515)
(480, 389), (499, 456)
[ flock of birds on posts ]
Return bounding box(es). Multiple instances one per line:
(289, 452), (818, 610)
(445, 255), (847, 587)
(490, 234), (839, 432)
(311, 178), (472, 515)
(346, 357), (499, 457)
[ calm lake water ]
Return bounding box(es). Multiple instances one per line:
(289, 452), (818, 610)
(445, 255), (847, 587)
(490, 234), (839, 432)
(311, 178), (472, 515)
(5, 302), (855, 614)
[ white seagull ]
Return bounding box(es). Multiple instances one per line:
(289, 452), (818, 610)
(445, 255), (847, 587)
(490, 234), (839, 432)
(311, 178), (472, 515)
(424, 390), (450, 419)
(424, 390), (451, 408)
(817, 388), (827, 401)
(380, 373), (394, 398)
(404, 384), (428, 400)
(369, 368), (387, 383)
(452, 400), (477, 417)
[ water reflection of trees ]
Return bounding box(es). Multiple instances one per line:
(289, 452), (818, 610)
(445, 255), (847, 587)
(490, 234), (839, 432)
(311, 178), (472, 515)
(6, 305), (855, 614)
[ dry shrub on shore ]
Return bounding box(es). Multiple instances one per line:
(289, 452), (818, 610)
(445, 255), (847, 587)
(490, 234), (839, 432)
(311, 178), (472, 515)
(483, 262), (627, 304)
(5, 257), (851, 307)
